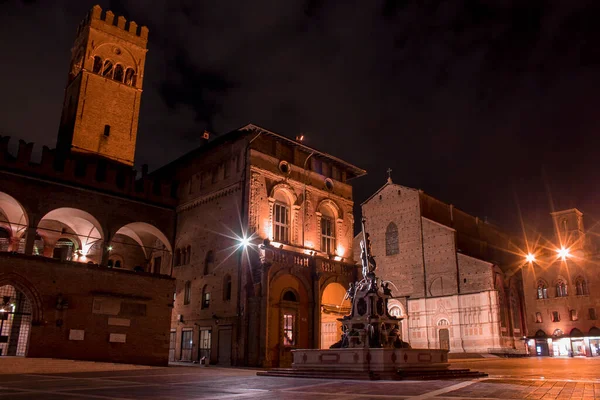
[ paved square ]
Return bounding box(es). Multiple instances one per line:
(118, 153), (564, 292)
(0, 357), (598, 399)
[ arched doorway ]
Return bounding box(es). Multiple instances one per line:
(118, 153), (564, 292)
(268, 273), (310, 367)
(320, 282), (350, 349)
(437, 319), (450, 350)
(0, 284), (32, 356)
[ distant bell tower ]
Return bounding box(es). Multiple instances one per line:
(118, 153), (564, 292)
(56, 5), (148, 166)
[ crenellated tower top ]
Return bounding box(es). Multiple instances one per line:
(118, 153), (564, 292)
(56, 5), (149, 166)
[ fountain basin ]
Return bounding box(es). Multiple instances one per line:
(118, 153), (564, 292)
(292, 348), (449, 373)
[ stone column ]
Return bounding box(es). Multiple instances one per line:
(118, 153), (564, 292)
(23, 226), (38, 256)
(259, 263), (271, 367)
(312, 266), (321, 349)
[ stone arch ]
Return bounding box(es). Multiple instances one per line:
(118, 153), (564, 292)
(387, 299), (408, 341)
(268, 272), (311, 367)
(0, 272), (43, 325)
(111, 222), (172, 273)
(269, 183), (298, 206)
(92, 42), (138, 71)
(316, 199), (342, 219)
(320, 282), (349, 349)
(37, 207), (103, 262)
(270, 269), (312, 302)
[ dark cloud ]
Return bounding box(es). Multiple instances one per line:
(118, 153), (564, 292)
(1, 0), (600, 234)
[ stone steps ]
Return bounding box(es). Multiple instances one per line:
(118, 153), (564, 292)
(258, 368), (487, 381)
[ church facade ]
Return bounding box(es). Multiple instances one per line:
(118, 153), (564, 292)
(356, 180), (527, 354)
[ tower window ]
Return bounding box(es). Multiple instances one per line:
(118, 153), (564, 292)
(125, 68), (136, 86)
(114, 64), (124, 82)
(556, 280), (567, 297)
(535, 312), (542, 323)
(104, 125), (110, 137)
(102, 60), (114, 78)
(93, 56), (103, 73)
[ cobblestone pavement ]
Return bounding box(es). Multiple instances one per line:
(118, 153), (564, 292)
(0, 357), (598, 399)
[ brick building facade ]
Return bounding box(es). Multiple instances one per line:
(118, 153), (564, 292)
(0, 6), (175, 365)
(356, 179), (527, 354)
(154, 125), (365, 367)
(522, 209), (600, 357)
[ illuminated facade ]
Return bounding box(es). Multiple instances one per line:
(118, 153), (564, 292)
(156, 125), (365, 367)
(356, 180), (527, 354)
(0, 6), (176, 365)
(522, 209), (600, 357)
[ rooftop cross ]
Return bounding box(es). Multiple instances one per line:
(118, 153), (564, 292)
(386, 168), (392, 183)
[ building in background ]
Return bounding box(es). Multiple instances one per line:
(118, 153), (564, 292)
(356, 178), (526, 355)
(522, 208), (600, 357)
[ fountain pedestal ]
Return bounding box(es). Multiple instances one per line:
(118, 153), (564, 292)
(290, 273), (449, 378)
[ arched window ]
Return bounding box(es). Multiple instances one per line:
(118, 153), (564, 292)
(114, 64), (124, 82)
(124, 68), (136, 86)
(175, 249), (181, 266)
(204, 250), (214, 275)
(320, 206), (336, 254)
(273, 192), (290, 243)
(575, 277), (588, 295)
(181, 247), (187, 265)
(223, 274), (232, 301)
(184, 281), (191, 305)
(92, 56), (103, 73)
(186, 245), (192, 264)
(201, 285), (210, 309)
(102, 60), (114, 78)
(282, 290), (297, 302)
(385, 222), (399, 256)
(115, 260), (122, 268)
(537, 280), (548, 299)
(389, 305), (402, 317)
(556, 280), (568, 297)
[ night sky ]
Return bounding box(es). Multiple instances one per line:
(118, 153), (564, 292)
(2, 0), (600, 236)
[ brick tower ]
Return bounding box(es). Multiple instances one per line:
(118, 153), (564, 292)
(56, 5), (148, 166)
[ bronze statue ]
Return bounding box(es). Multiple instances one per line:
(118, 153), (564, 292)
(359, 219), (377, 279)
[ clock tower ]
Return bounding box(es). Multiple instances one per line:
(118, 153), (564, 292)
(56, 5), (148, 166)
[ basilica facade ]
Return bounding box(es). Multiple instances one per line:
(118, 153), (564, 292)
(356, 179), (527, 355)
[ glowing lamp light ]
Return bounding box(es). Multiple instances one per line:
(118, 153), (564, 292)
(525, 253), (536, 263)
(557, 247), (570, 260)
(107, 245), (113, 252)
(336, 246), (345, 257)
(239, 236), (251, 247)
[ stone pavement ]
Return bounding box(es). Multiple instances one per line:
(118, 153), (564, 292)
(0, 357), (598, 399)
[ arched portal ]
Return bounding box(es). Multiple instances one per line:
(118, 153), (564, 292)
(320, 282), (350, 349)
(0, 192), (29, 253)
(0, 284), (33, 356)
(111, 222), (172, 274)
(268, 273), (310, 367)
(37, 208), (103, 263)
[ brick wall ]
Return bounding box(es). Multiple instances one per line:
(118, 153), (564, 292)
(0, 253), (174, 366)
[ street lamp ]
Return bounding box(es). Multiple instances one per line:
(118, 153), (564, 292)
(525, 253), (536, 263)
(557, 247), (570, 261)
